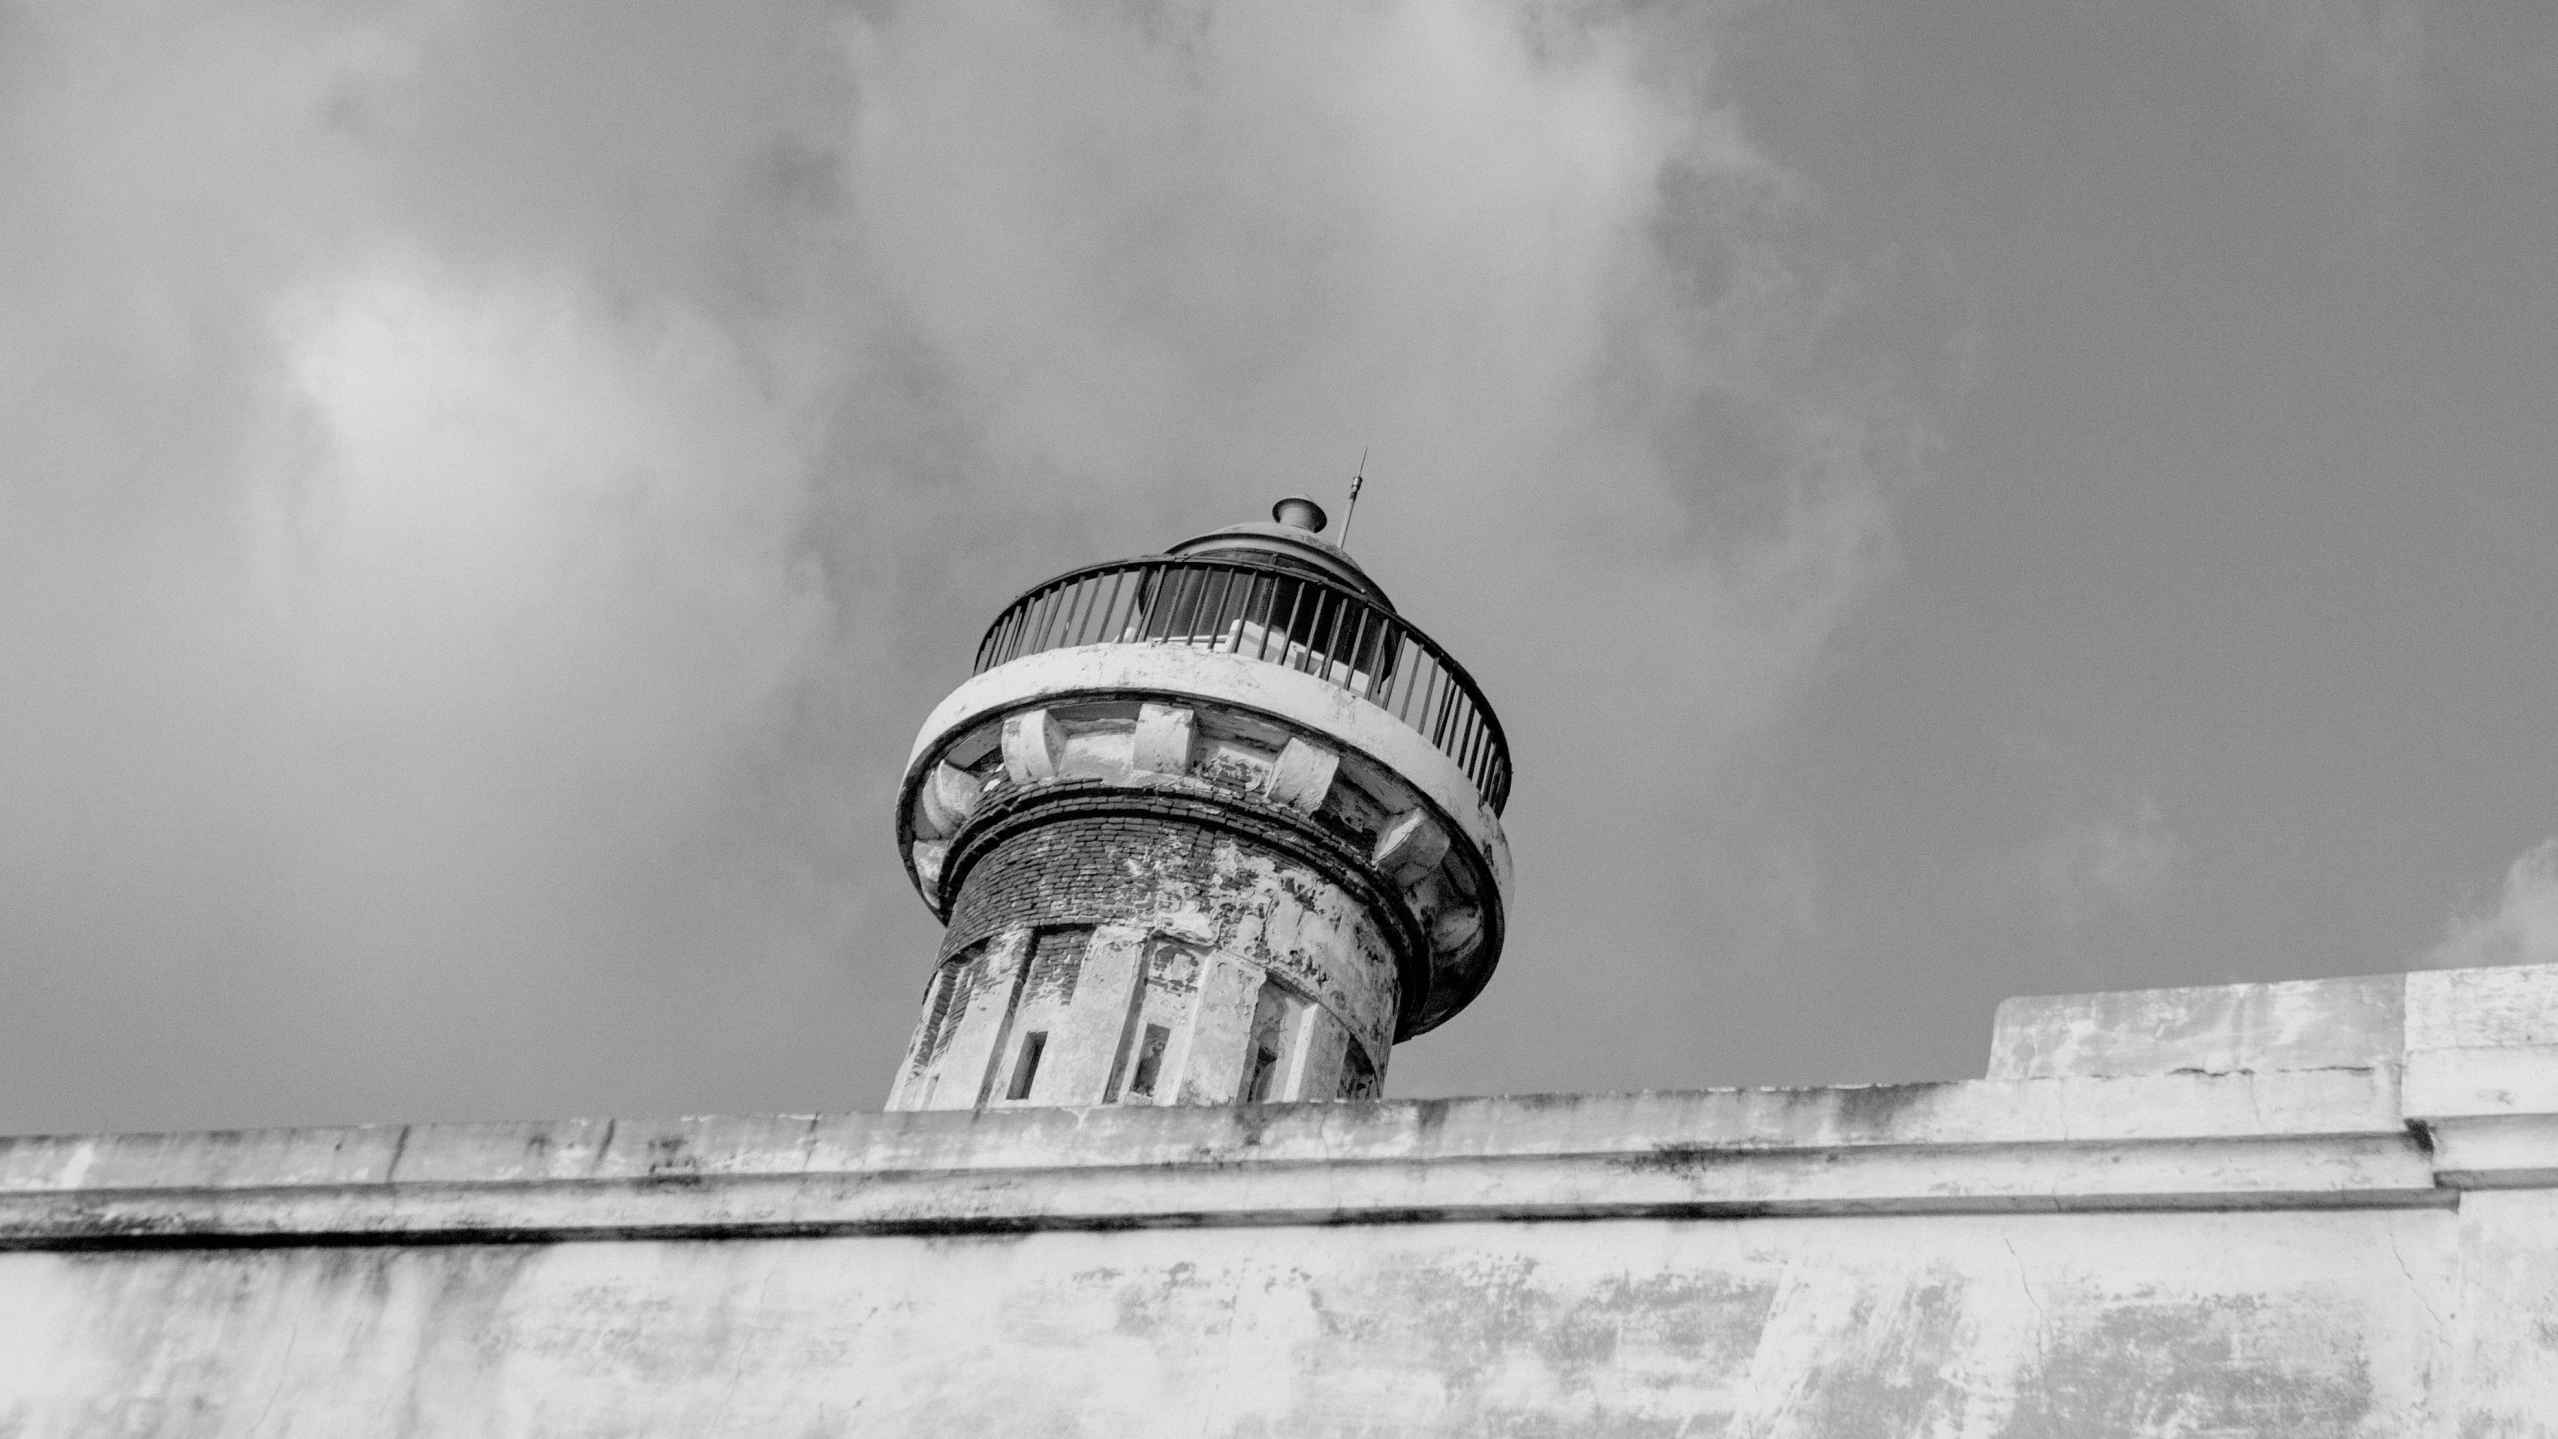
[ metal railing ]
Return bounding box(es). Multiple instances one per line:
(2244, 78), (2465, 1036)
(974, 557), (1512, 815)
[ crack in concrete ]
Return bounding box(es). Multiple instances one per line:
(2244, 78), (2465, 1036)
(246, 1279), (313, 1436)
(2000, 1221), (2049, 1380)
(2389, 1226), (2450, 1349)
(383, 1123), (413, 1185)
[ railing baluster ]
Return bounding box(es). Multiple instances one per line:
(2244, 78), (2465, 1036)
(1035, 581), (1064, 654)
(1184, 569), (1209, 648)
(1058, 574), (1087, 648)
(1025, 582), (1053, 655)
(1067, 571), (1100, 645)
(1053, 576), (1084, 650)
(1085, 572), (1108, 643)
(1207, 568), (1236, 651)
(1276, 578), (1305, 669)
(1003, 590), (1034, 664)
(1017, 584), (1043, 656)
(977, 603), (1006, 673)
(1010, 587), (1038, 660)
(1107, 567), (1136, 641)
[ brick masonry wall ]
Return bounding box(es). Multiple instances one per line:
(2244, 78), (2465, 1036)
(944, 815), (1226, 956)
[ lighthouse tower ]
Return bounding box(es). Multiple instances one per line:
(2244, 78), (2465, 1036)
(887, 498), (1513, 1110)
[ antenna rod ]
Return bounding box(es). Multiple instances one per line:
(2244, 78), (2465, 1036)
(1339, 448), (1367, 548)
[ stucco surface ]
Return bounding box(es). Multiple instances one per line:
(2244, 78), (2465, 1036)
(0, 1210), (2453, 1438)
(905, 643), (1512, 903)
(6, 962), (2558, 1435)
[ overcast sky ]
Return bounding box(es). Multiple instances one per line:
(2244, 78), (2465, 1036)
(4, 0), (2554, 1135)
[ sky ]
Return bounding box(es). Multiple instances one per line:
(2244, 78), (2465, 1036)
(2, 0), (2554, 1135)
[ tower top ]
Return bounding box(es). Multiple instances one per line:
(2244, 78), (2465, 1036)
(1162, 497), (1394, 611)
(889, 495), (1514, 1113)
(1272, 496), (1326, 531)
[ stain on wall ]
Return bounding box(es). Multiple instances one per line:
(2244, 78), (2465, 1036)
(938, 813), (1400, 1070)
(0, 1209), (2453, 1437)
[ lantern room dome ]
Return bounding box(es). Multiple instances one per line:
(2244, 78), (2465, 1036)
(1164, 497), (1395, 611)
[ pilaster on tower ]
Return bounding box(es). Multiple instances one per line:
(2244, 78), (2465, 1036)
(886, 497), (1513, 1111)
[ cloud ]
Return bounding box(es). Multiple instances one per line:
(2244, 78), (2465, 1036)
(2423, 840), (2558, 971)
(0, 0), (1954, 1126)
(2231, 0), (2429, 196)
(2012, 795), (2183, 933)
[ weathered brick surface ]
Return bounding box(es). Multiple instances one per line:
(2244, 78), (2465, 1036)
(944, 815), (1235, 959)
(939, 781), (1422, 971)
(1021, 927), (1088, 1009)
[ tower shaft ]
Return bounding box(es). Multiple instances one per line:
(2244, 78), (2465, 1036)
(888, 504), (1512, 1111)
(893, 798), (1392, 1110)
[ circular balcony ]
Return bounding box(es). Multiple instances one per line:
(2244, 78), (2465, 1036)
(972, 555), (1512, 816)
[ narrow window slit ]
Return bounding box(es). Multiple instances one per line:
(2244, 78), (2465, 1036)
(1007, 1031), (1048, 1101)
(1244, 978), (1306, 1104)
(1245, 1045), (1283, 1104)
(1128, 1024), (1171, 1098)
(1102, 946), (1155, 1104)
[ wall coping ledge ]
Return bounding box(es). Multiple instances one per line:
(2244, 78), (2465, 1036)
(0, 1067), (2459, 1247)
(17, 962), (2558, 1246)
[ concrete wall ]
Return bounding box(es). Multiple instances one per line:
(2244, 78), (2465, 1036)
(8, 963), (2558, 1436)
